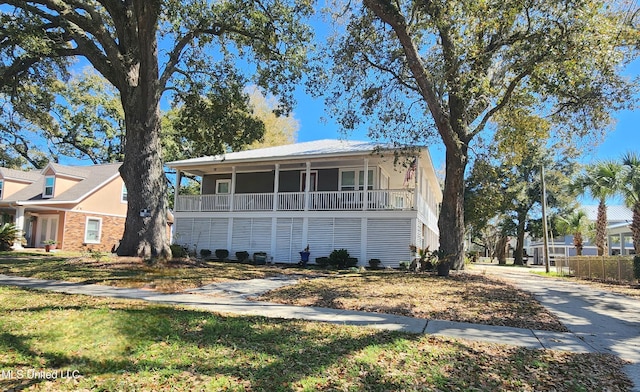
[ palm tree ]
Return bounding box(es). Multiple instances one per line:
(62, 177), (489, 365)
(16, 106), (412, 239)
(573, 161), (621, 256)
(620, 152), (640, 254)
(557, 210), (592, 256)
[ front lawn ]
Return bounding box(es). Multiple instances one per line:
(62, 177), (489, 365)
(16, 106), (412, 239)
(256, 272), (567, 331)
(0, 286), (631, 391)
(0, 252), (565, 331)
(0, 251), (325, 292)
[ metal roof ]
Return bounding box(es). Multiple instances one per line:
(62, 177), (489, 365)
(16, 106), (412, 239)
(167, 139), (399, 167)
(581, 205), (633, 223)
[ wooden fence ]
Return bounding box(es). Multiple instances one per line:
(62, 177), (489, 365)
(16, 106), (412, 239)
(554, 256), (635, 283)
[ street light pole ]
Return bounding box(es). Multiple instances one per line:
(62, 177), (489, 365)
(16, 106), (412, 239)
(541, 164), (550, 273)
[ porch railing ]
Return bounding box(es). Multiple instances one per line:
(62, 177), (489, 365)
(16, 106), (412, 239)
(175, 189), (416, 212)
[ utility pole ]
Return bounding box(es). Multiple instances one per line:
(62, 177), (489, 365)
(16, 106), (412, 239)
(541, 165), (550, 273)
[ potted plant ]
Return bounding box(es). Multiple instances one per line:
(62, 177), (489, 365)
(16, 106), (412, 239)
(215, 249), (229, 261)
(299, 245), (311, 267)
(253, 252), (267, 265)
(236, 251), (250, 263)
(43, 239), (57, 252)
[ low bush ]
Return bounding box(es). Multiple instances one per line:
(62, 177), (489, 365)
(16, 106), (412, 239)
(215, 249), (229, 261)
(369, 259), (382, 269)
(0, 223), (18, 251)
(236, 251), (249, 262)
(200, 249), (212, 258)
(170, 244), (187, 258)
(329, 249), (350, 269)
(315, 257), (329, 267)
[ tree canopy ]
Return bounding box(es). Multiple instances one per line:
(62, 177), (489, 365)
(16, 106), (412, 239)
(317, 0), (638, 271)
(0, 0), (314, 259)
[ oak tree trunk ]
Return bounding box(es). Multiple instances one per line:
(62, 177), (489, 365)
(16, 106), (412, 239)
(116, 1), (171, 260)
(438, 146), (468, 270)
(513, 212), (527, 265)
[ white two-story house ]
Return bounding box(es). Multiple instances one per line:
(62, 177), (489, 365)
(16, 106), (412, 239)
(167, 139), (442, 267)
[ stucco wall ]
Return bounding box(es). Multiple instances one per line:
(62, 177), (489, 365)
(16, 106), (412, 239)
(75, 176), (127, 216)
(1, 180), (31, 199)
(61, 211), (124, 252)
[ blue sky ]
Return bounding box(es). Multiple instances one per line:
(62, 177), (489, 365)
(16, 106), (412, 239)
(291, 65), (639, 174)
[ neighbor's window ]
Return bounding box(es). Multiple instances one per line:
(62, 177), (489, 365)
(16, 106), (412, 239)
(84, 217), (102, 243)
(43, 176), (55, 198)
(216, 179), (231, 194)
(0, 180), (3, 199)
(121, 184), (128, 203)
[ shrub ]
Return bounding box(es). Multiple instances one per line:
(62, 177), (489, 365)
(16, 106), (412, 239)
(346, 257), (358, 267)
(399, 261), (409, 271)
(170, 244), (187, 258)
(369, 259), (382, 269)
(329, 249), (350, 269)
(0, 223), (18, 251)
(215, 249), (229, 261)
(315, 257), (329, 267)
(634, 255), (640, 281)
(200, 249), (212, 258)
(236, 251), (249, 262)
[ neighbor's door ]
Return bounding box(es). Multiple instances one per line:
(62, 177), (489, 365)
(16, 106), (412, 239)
(36, 215), (59, 246)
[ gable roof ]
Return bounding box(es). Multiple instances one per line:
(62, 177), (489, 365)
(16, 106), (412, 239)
(0, 162), (122, 205)
(0, 167), (41, 183)
(167, 139), (397, 167)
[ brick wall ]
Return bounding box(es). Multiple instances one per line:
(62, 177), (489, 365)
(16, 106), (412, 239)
(62, 211), (125, 252)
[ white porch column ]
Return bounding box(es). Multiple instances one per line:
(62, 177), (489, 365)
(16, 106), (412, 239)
(414, 156), (421, 210)
(620, 233), (625, 255)
(230, 166), (236, 212)
(13, 206), (25, 249)
(273, 164), (280, 212)
(303, 162), (311, 211)
(363, 158), (369, 211)
(174, 170), (182, 211)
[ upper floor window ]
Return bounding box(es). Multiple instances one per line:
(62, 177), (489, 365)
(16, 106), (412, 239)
(43, 176), (55, 198)
(0, 180), (3, 199)
(340, 170), (374, 191)
(216, 179), (231, 194)
(121, 184), (128, 203)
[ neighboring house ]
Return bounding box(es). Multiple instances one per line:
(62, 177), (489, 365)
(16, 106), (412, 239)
(167, 139), (443, 267)
(528, 205), (634, 263)
(0, 163), (127, 252)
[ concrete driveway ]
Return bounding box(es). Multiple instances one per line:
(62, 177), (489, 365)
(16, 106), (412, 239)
(476, 264), (640, 391)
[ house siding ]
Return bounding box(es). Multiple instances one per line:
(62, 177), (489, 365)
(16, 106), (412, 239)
(174, 214), (419, 267)
(236, 172), (274, 193)
(62, 211), (124, 252)
(202, 168), (341, 194)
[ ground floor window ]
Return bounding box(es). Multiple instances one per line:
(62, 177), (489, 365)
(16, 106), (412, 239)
(84, 217), (102, 244)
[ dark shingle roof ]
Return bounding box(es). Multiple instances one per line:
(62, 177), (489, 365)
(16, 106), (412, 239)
(0, 163), (121, 204)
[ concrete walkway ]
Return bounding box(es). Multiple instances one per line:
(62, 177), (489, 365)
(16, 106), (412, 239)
(476, 264), (640, 392)
(0, 273), (590, 354)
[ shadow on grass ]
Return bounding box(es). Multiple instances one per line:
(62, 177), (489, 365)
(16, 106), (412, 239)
(0, 288), (632, 391)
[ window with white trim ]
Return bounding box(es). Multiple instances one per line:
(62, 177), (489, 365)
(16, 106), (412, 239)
(340, 169), (374, 191)
(43, 176), (55, 198)
(84, 217), (102, 244)
(216, 179), (231, 194)
(121, 184), (128, 203)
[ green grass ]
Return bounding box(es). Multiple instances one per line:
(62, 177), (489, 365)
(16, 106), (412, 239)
(0, 286), (632, 391)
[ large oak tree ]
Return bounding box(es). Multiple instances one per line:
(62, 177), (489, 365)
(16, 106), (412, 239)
(318, 0), (638, 271)
(0, 0), (313, 259)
